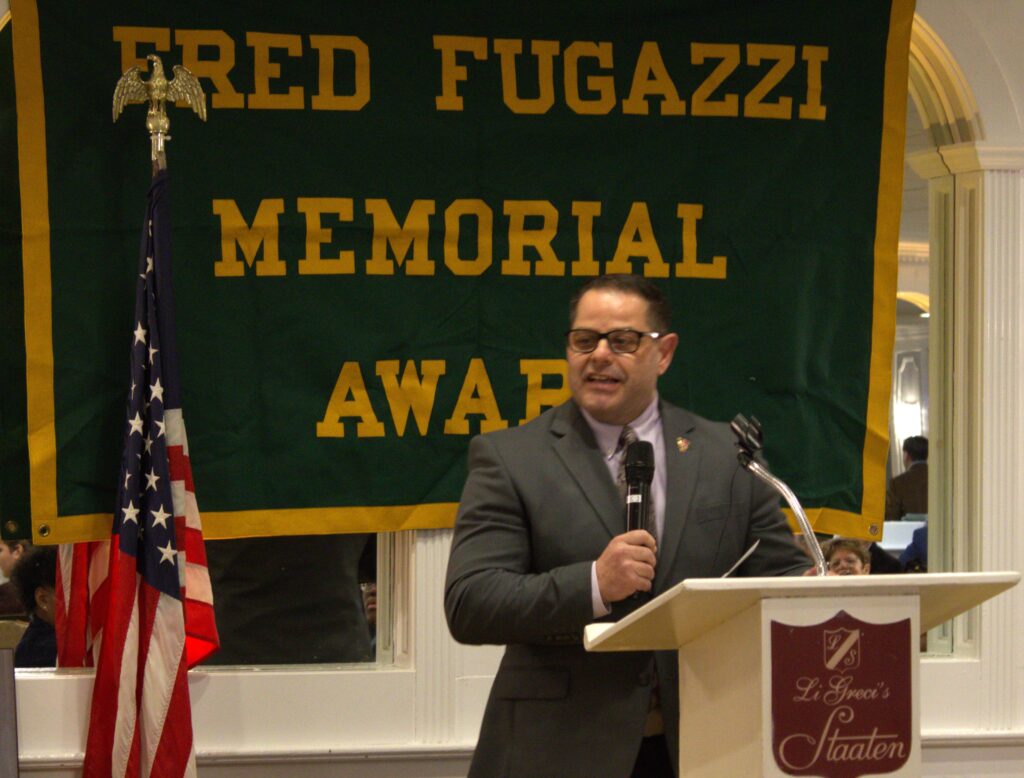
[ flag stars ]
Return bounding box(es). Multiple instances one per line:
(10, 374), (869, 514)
(128, 412), (144, 435)
(157, 541), (176, 565)
(155, 419), (166, 438)
(149, 345), (159, 364)
(150, 378), (164, 403)
(145, 468), (160, 491)
(124, 471), (132, 490)
(150, 504), (171, 529)
(122, 501), (140, 524)
(133, 322), (147, 345)
(144, 433), (154, 454)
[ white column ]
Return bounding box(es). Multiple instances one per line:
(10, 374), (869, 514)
(910, 143), (1024, 736)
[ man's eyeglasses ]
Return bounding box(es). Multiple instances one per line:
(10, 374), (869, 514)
(565, 329), (662, 354)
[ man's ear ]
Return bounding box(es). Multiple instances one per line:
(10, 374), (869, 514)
(656, 332), (679, 375)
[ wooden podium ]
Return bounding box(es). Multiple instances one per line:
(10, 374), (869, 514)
(584, 572), (1020, 777)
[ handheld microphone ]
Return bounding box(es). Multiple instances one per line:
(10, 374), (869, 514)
(624, 440), (655, 534)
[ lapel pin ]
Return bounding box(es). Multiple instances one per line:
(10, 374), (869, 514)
(676, 437), (690, 453)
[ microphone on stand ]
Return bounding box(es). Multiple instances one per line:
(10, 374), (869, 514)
(624, 440), (655, 535)
(730, 413), (828, 576)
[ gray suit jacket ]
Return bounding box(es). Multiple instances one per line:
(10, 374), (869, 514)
(445, 400), (810, 778)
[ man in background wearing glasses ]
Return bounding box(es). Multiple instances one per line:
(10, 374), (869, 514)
(445, 274), (809, 778)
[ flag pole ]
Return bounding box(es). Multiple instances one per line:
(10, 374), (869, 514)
(56, 54), (212, 670)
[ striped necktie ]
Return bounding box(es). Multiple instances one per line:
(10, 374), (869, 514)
(615, 425), (638, 498)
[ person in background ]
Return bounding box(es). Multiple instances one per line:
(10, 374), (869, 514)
(205, 533), (376, 665)
(867, 541), (904, 574)
(885, 436), (928, 521)
(822, 538), (871, 576)
(899, 525), (928, 572)
(361, 580), (377, 652)
(10, 544), (57, 667)
(0, 538), (29, 617)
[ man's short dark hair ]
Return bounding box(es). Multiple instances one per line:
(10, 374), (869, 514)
(11, 544), (56, 614)
(569, 274), (672, 333)
(902, 436), (928, 463)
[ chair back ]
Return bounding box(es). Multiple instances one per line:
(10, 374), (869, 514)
(0, 620), (28, 649)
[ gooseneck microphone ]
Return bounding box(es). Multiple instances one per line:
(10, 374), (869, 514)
(730, 413), (827, 576)
(624, 440), (655, 534)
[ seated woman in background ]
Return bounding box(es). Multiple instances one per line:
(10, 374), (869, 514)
(823, 538), (872, 576)
(10, 544), (57, 667)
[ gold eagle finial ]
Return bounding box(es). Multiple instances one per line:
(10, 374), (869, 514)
(112, 54), (206, 170)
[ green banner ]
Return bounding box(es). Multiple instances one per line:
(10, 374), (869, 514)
(1, 0), (913, 543)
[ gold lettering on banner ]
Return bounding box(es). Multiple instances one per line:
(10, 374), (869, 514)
(112, 27), (827, 120)
(318, 358), (566, 440)
(606, 202), (671, 278)
(493, 39), (560, 114)
(570, 201), (603, 276)
(444, 200), (493, 276)
(520, 360), (570, 424)
(564, 42), (616, 115)
(676, 203), (726, 279)
(621, 42), (687, 116)
(377, 360), (447, 436)
(800, 45), (829, 120)
(212, 197), (727, 280)
(309, 35), (370, 111)
(744, 44), (795, 119)
(444, 358), (508, 434)
(317, 362), (386, 438)
(296, 197), (355, 275)
(690, 43), (740, 117)
(502, 200), (563, 277)
(212, 199), (287, 277)
(434, 35), (488, 111)
(176, 30), (245, 109)
(365, 200), (437, 276)
(247, 32), (305, 109)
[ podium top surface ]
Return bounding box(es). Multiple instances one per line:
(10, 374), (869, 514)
(584, 572), (1020, 652)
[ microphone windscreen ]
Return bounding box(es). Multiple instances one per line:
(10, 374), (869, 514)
(624, 440), (655, 483)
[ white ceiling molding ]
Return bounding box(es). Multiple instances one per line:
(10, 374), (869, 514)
(908, 14), (981, 147)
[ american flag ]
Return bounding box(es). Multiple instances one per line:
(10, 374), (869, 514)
(56, 171), (218, 777)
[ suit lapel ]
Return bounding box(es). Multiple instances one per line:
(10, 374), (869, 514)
(550, 403), (623, 540)
(654, 404), (701, 591)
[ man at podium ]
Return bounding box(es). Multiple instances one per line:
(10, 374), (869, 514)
(445, 275), (811, 777)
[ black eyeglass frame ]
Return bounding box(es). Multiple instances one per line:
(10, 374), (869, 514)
(565, 328), (663, 354)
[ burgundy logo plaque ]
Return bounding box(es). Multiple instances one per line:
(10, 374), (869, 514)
(771, 611), (912, 777)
